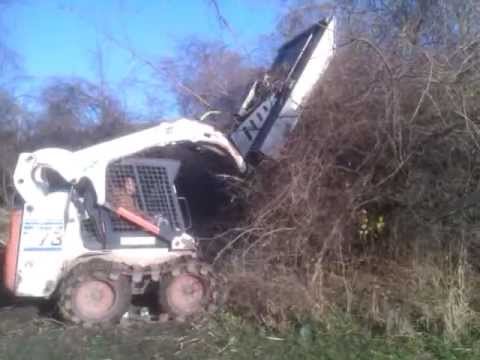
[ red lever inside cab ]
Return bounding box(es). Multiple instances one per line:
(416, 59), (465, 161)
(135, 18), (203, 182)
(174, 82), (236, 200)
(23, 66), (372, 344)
(114, 207), (160, 236)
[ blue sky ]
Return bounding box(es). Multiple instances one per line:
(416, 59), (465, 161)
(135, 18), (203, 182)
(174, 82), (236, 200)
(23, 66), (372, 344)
(3, 0), (281, 117)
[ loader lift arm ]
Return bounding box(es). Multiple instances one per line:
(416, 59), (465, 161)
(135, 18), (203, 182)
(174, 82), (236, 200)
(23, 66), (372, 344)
(229, 17), (336, 163)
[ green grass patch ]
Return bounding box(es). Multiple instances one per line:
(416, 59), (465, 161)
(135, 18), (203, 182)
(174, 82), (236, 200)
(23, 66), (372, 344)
(1, 310), (480, 360)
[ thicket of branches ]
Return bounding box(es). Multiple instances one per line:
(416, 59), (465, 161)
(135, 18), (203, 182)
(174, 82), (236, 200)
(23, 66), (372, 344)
(221, 0), (480, 339)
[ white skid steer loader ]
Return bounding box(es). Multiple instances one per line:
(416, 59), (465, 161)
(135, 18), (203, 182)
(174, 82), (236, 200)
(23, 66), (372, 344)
(2, 19), (336, 325)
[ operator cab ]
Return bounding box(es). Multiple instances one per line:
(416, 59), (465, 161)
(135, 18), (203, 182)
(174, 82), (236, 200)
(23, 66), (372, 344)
(79, 142), (241, 251)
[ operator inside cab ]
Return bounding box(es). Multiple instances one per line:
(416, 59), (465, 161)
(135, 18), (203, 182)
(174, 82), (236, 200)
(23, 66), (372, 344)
(109, 176), (140, 213)
(106, 169), (170, 235)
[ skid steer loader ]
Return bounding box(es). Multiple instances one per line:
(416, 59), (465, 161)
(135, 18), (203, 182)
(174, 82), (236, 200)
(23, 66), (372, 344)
(2, 18), (336, 325)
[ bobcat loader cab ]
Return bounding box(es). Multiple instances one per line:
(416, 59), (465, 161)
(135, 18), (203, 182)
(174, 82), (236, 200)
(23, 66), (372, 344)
(3, 18), (336, 325)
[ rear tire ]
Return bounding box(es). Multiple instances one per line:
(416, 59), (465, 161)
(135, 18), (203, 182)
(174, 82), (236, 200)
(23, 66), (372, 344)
(58, 260), (131, 326)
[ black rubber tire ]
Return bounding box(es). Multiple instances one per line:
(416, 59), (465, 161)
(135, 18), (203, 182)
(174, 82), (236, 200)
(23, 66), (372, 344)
(159, 260), (224, 320)
(58, 259), (131, 326)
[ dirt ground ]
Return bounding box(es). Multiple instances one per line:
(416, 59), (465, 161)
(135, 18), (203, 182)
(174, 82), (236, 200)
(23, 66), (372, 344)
(0, 307), (223, 360)
(2, 253), (480, 360)
(0, 250), (249, 360)
(0, 252), (215, 360)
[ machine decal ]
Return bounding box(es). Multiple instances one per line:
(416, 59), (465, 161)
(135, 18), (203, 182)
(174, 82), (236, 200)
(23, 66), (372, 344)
(120, 236), (156, 246)
(21, 219), (64, 251)
(230, 96), (276, 156)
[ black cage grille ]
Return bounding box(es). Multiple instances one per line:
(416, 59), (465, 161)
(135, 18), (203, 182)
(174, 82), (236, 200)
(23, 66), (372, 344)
(106, 159), (182, 232)
(137, 164), (181, 229)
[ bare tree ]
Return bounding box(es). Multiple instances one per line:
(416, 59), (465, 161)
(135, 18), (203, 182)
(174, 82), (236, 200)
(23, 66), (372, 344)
(0, 90), (25, 207)
(158, 39), (262, 130)
(0, 0), (21, 87)
(32, 78), (130, 149)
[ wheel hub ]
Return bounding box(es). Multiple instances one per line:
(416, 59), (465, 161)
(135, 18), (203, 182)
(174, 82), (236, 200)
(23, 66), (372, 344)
(166, 274), (206, 316)
(73, 280), (115, 320)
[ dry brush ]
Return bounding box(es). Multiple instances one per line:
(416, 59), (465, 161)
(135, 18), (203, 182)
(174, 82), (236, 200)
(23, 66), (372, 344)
(220, 21), (480, 339)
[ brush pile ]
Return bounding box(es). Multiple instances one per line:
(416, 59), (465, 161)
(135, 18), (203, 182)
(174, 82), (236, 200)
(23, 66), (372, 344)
(221, 18), (480, 338)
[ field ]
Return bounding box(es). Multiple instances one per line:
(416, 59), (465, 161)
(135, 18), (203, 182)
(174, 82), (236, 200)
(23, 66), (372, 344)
(1, 306), (480, 360)
(0, 257), (479, 360)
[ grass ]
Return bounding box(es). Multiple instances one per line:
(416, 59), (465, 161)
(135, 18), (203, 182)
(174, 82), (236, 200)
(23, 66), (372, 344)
(1, 308), (480, 360)
(210, 315), (480, 360)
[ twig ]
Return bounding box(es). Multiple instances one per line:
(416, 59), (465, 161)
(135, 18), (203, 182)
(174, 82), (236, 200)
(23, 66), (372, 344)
(213, 227), (262, 264)
(241, 227), (295, 261)
(347, 38), (395, 80)
(103, 32), (215, 110)
(207, 0), (233, 32)
(408, 51), (434, 124)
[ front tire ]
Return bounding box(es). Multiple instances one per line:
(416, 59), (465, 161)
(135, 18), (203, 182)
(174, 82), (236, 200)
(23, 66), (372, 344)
(159, 260), (223, 320)
(58, 260), (131, 326)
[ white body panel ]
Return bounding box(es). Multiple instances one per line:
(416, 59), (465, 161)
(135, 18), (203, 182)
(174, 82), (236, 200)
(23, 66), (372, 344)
(15, 193), (194, 297)
(230, 95), (278, 157)
(229, 19), (336, 159)
(16, 192), (75, 296)
(260, 18), (336, 157)
(14, 118), (246, 207)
